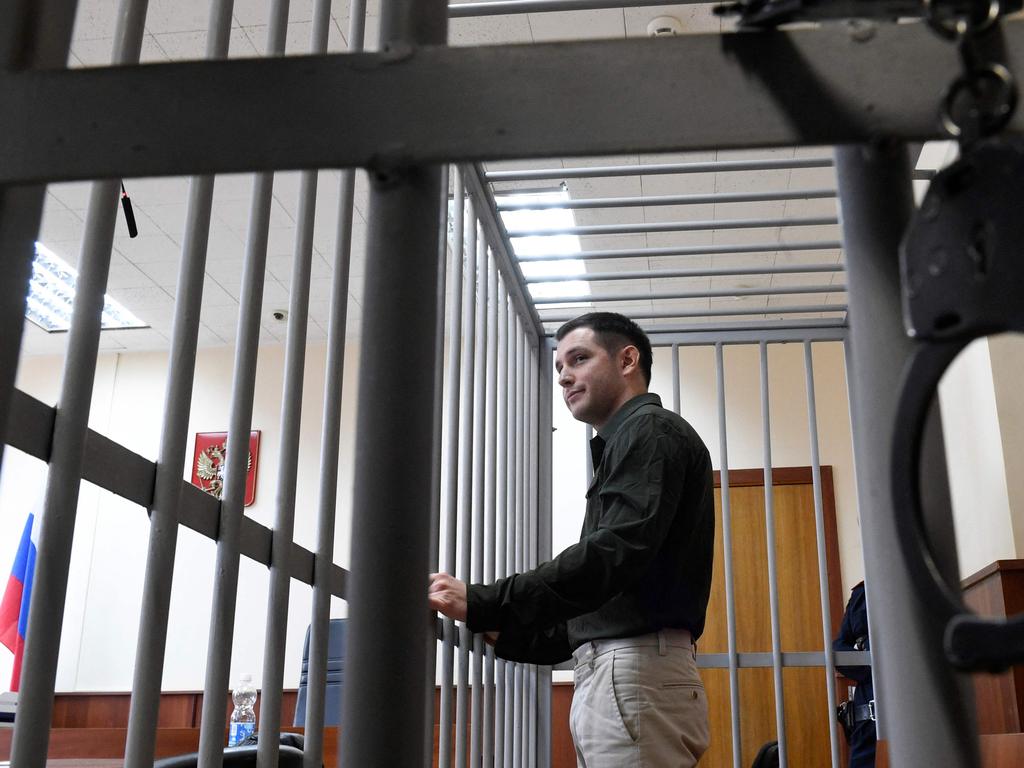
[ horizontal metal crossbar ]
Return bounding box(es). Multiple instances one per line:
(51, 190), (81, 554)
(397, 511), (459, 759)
(5, 388), (348, 597)
(696, 650), (872, 669)
(516, 240), (843, 262)
(641, 321), (849, 345)
(526, 263), (843, 283)
(534, 283), (845, 304)
(449, 0), (708, 18)
(1, 21), (1016, 183)
(538, 303), (847, 322)
(486, 157), (834, 182)
(508, 215), (841, 236)
(551, 649), (870, 671)
(496, 189), (836, 210)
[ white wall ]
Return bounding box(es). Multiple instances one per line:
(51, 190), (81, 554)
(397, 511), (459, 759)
(0, 340), (361, 692)
(935, 333), (1024, 578)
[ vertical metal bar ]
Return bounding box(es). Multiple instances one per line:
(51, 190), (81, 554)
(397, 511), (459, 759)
(301, 157), (358, 768)
(338, 0), (448, 758)
(256, 4), (335, 767)
(196, 5), (291, 765)
(439, 172), (466, 768)
(509, 317), (524, 768)
(425, 166), (451, 768)
(803, 342), (841, 768)
(305, 5), (368, 761)
(495, 282), (509, 767)
(505, 311), (518, 768)
(10, 4), (150, 765)
(0, 1), (79, 478)
(834, 144), (978, 767)
(536, 340), (553, 768)
(123, 7), (235, 767)
(471, 226), (488, 768)
(715, 343), (742, 768)
(671, 343), (681, 414)
(513, 319), (526, 768)
(584, 425), (594, 486)
(759, 341), (788, 766)
(483, 251), (499, 766)
(527, 349), (539, 768)
(456, 205), (478, 768)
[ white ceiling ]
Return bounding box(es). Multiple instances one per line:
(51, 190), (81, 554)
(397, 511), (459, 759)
(24, 0), (846, 357)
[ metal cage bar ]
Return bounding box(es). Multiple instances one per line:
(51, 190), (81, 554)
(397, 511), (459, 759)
(495, 280), (510, 765)
(759, 341), (788, 767)
(425, 165), (451, 767)
(835, 142), (978, 767)
(124, 4), (235, 766)
(11, 3), (150, 764)
(803, 342), (842, 768)
(301, 10), (367, 766)
(483, 251), (500, 765)
(439, 171), (466, 768)
(714, 343), (742, 768)
(471, 225), (488, 768)
(455, 204), (479, 768)
(337, 0), (448, 761)
(485, 157), (833, 182)
(536, 340), (554, 768)
(258, 4), (337, 765)
(503, 303), (518, 768)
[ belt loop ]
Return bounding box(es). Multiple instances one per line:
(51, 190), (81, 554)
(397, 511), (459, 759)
(658, 630), (667, 656)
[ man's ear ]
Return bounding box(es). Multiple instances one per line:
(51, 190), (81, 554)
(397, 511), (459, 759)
(620, 345), (640, 377)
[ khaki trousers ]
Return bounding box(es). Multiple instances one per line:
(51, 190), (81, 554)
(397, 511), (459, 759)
(570, 629), (710, 768)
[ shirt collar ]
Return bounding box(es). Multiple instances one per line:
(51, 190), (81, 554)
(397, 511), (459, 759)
(589, 393), (662, 469)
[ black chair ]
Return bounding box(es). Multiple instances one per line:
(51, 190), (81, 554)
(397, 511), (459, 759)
(153, 734), (306, 768)
(751, 740), (780, 768)
(294, 618), (346, 727)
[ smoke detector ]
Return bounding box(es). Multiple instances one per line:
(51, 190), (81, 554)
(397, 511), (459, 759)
(647, 16), (684, 37)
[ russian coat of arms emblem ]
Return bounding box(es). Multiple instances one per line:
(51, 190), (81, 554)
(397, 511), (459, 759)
(191, 431), (260, 506)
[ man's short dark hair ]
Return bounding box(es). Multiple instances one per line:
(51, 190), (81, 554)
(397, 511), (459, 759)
(555, 312), (653, 385)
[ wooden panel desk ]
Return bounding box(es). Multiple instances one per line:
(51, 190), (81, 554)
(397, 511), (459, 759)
(0, 727), (338, 767)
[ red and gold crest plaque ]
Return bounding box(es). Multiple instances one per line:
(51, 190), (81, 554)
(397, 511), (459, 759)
(191, 431), (260, 506)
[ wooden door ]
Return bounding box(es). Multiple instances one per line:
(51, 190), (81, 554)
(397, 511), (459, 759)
(698, 467), (844, 768)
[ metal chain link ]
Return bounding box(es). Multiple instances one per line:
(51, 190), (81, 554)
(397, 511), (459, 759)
(925, 0), (1017, 144)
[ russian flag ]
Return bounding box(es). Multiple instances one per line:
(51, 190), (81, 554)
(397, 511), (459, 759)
(0, 513), (37, 691)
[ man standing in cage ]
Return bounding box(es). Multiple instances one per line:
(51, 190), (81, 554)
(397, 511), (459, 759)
(429, 312), (715, 767)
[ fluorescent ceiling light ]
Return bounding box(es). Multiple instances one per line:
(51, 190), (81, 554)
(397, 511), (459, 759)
(497, 188), (590, 304)
(26, 242), (149, 333)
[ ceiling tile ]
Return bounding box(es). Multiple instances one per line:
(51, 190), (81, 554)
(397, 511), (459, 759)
(39, 201), (84, 243)
(452, 16), (536, 44)
(528, 9), (626, 42)
(622, 5), (727, 37)
(47, 182), (93, 211)
(137, 260), (182, 287)
(114, 233), (183, 264)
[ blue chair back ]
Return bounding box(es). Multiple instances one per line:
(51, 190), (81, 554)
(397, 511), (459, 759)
(293, 618), (346, 726)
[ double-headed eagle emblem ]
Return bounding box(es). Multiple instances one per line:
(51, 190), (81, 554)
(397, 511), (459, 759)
(195, 440), (253, 500)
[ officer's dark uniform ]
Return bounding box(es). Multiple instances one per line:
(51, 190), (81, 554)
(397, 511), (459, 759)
(833, 581), (876, 768)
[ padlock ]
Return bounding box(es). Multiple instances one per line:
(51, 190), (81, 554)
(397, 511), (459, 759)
(901, 135), (1024, 341)
(893, 135), (1024, 671)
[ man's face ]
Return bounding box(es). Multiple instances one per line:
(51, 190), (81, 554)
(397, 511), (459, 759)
(554, 327), (629, 429)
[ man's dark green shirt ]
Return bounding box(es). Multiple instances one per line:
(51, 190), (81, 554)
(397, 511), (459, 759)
(466, 393), (715, 664)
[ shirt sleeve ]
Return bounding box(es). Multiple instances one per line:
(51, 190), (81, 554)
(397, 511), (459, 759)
(466, 416), (686, 644)
(485, 617), (571, 665)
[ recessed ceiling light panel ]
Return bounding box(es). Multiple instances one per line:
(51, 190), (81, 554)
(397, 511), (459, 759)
(26, 242), (149, 333)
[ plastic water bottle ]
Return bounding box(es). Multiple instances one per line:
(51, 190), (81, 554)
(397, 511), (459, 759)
(228, 673), (257, 747)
